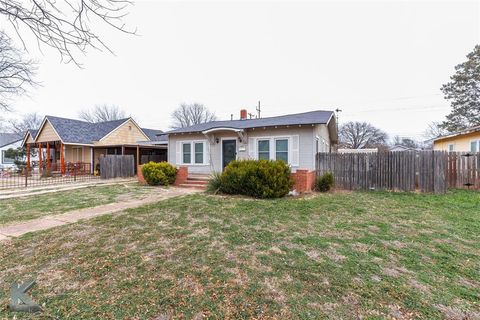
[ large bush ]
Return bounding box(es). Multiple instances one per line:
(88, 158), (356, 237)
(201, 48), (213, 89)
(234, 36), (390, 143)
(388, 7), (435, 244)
(218, 160), (293, 198)
(316, 172), (334, 192)
(141, 162), (177, 186)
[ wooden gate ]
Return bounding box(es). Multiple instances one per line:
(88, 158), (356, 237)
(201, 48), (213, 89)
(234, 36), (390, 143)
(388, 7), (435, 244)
(99, 155), (135, 179)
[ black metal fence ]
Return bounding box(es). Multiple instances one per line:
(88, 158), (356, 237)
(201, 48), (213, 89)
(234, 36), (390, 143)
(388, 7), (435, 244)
(0, 163), (98, 191)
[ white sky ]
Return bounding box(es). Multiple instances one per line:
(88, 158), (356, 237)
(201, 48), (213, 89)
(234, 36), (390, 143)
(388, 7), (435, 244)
(5, 0), (480, 140)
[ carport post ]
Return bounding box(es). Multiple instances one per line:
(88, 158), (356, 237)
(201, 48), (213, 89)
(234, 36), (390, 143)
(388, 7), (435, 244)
(136, 145), (140, 167)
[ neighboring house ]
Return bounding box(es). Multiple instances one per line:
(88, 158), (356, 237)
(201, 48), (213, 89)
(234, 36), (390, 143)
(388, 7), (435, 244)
(21, 116), (167, 173)
(433, 125), (480, 153)
(0, 133), (23, 169)
(389, 145), (419, 152)
(165, 109), (338, 174)
(338, 148), (378, 153)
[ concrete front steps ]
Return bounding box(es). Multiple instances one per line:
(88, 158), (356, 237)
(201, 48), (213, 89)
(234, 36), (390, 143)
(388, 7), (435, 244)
(178, 174), (210, 190)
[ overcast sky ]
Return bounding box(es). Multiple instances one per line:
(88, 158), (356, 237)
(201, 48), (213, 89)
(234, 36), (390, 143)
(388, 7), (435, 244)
(6, 0), (480, 140)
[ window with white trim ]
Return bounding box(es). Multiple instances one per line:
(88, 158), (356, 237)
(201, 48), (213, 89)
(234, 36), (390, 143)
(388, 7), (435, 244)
(258, 140), (270, 160)
(471, 140), (479, 153)
(275, 139), (288, 163)
(448, 144), (454, 152)
(2, 150), (15, 164)
(194, 142), (204, 164)
(182, 143), (191, 164)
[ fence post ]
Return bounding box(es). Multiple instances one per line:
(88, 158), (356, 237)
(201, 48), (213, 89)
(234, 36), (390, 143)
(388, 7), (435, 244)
(74, 164), (77, 182)
(24, 167), (28, 188)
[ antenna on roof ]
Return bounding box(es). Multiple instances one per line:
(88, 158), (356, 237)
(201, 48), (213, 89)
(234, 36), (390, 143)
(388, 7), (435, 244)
(335, 108), (342, 133)
(256, 101), (261, 118)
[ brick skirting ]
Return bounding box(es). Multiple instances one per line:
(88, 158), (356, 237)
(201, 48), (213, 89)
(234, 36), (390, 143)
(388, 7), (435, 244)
(137, 165), (189, 186)
(291, 170), (316, 193)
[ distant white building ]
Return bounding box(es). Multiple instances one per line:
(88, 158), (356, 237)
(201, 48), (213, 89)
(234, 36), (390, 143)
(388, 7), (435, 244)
(0, 133), (23, 169)
(389, 145), (419, 152)
(337, 148), (378, 154)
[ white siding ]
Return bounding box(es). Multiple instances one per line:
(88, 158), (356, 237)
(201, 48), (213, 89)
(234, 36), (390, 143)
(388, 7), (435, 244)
(168, 126), (324, 174)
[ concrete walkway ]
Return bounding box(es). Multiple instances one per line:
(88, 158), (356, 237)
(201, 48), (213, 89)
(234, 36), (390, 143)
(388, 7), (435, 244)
(0, 187), (200, 241)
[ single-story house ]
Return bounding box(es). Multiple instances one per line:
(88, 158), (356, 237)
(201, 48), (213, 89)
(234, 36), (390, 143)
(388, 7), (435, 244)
(0, 133), (24, 169)
(433, 125), (480, 153)
(164, 109), (337, 181)
(338, 148), (378, 153)
(22, 116), (167, 174)
(389, 145), (419, 152)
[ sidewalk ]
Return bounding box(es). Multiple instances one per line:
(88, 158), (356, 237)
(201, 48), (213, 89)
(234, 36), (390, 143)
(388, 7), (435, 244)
(0, 187), (200, 241)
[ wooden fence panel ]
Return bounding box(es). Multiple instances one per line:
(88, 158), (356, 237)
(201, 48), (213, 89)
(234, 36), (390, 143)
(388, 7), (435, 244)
(99, 155), (135, 179)
(317, 150), (480, 193)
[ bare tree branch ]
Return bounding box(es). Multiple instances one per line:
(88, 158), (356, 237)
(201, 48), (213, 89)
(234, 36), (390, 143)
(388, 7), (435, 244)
(0, 0), (135, 65)
(8, 112), (43, 133)
(78, 104), (127, 122)
(0, 31), (37, 111)
(171, 103), (217, 129)
(339, 121), (388, 149)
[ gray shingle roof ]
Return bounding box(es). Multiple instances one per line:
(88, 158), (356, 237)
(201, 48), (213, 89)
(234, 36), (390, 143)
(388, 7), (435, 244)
(141, 128), (165, 141)
(165, 110), (334, 134)
(0, 133), (23, 148)
(46, 116), (130, 144)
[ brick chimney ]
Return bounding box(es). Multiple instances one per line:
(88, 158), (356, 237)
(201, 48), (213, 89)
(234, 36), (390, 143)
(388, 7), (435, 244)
(240, 109), (248, 120)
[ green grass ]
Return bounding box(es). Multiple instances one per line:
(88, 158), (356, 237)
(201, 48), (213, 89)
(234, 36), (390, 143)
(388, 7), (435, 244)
(0, 183), (162, 225)
(0, 190), (479, 319)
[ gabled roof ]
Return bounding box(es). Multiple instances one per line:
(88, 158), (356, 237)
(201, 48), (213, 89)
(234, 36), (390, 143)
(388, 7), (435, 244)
(45, 116), (129, 144)
(433, 125), (480, 142)
(165, 110), (335, 134)
(0, 132), (23, 148)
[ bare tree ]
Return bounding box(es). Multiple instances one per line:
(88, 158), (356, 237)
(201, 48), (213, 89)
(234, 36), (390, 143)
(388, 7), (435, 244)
(423, 121), (447, 140)
(8, 112), (43, 133)
(0, 0), (134, 65)
(78, 104), (127, 123)
(339, 121), (388, 149)
(0, 31), (37, 111)
(392, 135), (418, 149)
(171, 103), (217, 129)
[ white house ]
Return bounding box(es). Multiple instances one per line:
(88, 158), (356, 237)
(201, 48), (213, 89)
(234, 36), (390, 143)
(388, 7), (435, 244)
(0, 133), (23, 169)
(165, 109), (338, 175)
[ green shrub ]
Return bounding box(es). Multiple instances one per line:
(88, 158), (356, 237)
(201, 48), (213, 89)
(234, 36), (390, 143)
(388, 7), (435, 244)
(316, 172), (334, 192)
(141, 162), (177, 186)
(206, 172), (222, 194)
(219, 160), (293, 198)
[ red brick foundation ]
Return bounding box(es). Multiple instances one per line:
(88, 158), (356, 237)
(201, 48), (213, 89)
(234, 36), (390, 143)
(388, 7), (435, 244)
(174, 166), (188, 186)
(291, 170), (316, 193)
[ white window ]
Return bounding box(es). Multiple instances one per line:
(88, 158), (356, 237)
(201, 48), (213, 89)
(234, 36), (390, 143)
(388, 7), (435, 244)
(177, 140), (207, 165)
(471, 140), (479, 153)
(182, 143), (191, 164)
(194, 142), (203, 164)
(448, 144), (454, 152)
(275, 139), (288, 163)
(2, 150), (15, 164)
(258, 140), (270, 160)
(72, 147), (83, 162)
(251, 135), (298, 165)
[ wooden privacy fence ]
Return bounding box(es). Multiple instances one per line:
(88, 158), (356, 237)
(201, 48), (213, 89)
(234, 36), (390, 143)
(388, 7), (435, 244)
(316, 151), (480, 193)
(99, 155), (135, 179)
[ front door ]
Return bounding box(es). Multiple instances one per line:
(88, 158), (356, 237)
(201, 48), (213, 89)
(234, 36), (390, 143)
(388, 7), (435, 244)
(222, 139), (237, 169)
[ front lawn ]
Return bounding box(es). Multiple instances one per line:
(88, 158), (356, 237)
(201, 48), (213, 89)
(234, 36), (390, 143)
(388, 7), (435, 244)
(0, 183), (161, 225)
(0, 190), (479, 319)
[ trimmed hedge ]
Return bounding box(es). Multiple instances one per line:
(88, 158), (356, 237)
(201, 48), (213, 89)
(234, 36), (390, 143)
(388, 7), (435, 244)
(216, 160), (293, 198)
(141, 162), (177, 186)
(316, 172), (334, 192)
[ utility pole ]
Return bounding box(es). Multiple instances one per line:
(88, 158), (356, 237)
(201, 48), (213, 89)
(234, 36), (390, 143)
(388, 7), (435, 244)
(256, 101), (261, 118)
